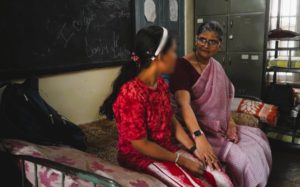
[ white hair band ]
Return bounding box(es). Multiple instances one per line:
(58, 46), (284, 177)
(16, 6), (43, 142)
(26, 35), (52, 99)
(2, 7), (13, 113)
(151, 27), (168, 61)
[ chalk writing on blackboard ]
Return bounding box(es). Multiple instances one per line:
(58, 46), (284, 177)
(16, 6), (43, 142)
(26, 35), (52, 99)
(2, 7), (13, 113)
(0, 0), (133, 75)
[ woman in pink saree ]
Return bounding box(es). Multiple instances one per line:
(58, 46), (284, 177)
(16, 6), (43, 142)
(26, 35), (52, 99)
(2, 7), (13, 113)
(170, 21), (272, 187)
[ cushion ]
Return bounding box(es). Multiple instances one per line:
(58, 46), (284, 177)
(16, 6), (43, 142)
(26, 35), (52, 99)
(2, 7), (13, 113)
(231, 112), (260, 128)
(79, 120), (118, 165)
(231, 98), (278, 126)
(3, 139), (166, 187)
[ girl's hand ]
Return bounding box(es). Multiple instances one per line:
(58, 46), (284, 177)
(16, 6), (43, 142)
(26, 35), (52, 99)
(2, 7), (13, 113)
(194, 136), (220, 170)
(227, 121), (239, 143)
(177, 155), (205, 176)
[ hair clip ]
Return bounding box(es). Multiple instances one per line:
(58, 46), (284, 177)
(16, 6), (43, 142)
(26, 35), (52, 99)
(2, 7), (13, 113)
(131, 52), (141, 64)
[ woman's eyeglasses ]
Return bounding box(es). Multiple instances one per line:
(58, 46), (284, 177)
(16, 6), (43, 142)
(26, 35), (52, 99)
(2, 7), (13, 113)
(196, 37), (220, 47)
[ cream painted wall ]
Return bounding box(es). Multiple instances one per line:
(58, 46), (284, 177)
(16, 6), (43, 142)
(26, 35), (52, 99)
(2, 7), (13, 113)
(184, 0), (195, 54)
(36, 1), (195, 125)
(39, 67), (120, 124)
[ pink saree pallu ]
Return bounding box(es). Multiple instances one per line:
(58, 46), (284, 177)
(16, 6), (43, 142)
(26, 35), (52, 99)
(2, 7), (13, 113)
(190, 58), (272, 187)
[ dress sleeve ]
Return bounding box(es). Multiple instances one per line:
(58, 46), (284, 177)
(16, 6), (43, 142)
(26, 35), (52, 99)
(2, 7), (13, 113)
(169, 58), (193, 93)
(114, 85), (147, 141)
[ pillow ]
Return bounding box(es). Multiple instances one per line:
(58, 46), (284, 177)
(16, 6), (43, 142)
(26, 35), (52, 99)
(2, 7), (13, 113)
(231, 112), (260, 128)
(3, 139), (166, 187)
(79, 120), (119, 165)
(231, 98), (278, 126)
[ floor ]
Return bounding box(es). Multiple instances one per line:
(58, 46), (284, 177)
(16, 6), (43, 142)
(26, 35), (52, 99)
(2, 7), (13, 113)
(267, 143), (300, 187)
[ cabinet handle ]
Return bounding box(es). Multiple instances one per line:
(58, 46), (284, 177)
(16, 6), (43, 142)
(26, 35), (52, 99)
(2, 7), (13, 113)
(222, 57), (225, 64)
(230, 20), (233, 28)
(228, 57), (232, 66)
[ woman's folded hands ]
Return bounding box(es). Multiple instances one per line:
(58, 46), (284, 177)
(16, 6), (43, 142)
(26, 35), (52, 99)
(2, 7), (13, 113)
(226, 120), (239, 144)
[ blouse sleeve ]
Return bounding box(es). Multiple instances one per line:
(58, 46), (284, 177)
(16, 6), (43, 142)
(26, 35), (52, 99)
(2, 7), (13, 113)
(169, 58), (193, 93)
(114, 86), (147, 141)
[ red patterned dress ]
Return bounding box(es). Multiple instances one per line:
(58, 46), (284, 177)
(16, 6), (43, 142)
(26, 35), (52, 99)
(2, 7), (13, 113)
(113, 77), (223, 187)
(113, 77), (178, 170)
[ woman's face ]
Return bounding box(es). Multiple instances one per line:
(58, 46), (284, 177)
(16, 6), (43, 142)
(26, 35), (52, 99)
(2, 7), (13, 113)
(158, 40), (177, 74)
(195, 31), (221, 59)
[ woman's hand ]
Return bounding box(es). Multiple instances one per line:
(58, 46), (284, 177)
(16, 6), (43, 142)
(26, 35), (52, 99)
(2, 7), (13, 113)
(227, 120), (239, 143)
(194, 136), (220, 170)
(177, 155), (205, 176)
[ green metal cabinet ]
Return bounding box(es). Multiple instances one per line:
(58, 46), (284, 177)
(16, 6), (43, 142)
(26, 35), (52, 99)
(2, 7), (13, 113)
(228, 14), (266, 52)
(230, 0), (266, 14)
(227, 52), (264, 97)
(195, 0), (228, 16)
(194, 0), (267, 97)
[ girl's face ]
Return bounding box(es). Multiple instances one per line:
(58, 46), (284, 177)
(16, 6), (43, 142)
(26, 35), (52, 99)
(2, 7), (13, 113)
(157, 40), (177, 74)
(195, 31), (221, 59)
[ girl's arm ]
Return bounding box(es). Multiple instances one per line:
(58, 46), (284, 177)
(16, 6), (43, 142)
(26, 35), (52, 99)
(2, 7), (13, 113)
(130, 138), (204, 175)
(174, 90), (220, 170)
(172, 116), (195, 150)
(174, 90), (204, 135)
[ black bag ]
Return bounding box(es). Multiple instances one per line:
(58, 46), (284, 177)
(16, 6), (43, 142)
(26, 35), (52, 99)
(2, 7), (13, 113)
(264, 83), (295, 115)
(0, 77), (87, 150)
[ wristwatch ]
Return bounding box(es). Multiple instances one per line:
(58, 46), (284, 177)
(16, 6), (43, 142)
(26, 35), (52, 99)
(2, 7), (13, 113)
(192, 129), (204, 140)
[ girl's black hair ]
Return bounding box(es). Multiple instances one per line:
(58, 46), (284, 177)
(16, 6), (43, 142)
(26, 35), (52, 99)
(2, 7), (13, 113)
(100, 25), (174, 120)
(196, 21), (224, 42)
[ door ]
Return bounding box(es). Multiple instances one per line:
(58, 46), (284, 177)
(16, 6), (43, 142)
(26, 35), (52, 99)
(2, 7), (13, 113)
(162, 0), (184, 56)
(195, 0), (228, 16)
(227, 52), (263, 97)
(230, 0), (266, 14)
(228, 14), (265, 52)
(135, 0), (160, 31)
(135, 0), (184, 56)
(195, 15), (228, 52)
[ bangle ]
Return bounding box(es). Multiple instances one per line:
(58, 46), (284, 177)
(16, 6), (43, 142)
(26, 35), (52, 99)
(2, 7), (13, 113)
(188, 144), (197, 154)
(175, 153), (181, 164)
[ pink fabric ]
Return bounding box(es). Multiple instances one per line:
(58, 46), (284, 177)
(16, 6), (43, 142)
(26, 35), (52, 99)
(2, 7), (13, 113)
(113, 77), (178, 170)
(3, 139), (167, 187)
(189, 58), (272, 187)
(147, 150), (233, 187)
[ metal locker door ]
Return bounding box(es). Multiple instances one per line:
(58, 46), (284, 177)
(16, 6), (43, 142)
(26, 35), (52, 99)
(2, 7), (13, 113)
(230, 0), (266, 14)
(227, 53), (263, 97)
(135, 0), (161, 32)
(213, 52), (227, 71)
(195, 0), (228, 16)
(195, 15), (227, 52)
(228, 14), (265, 52)
(162, 0), (185, 56)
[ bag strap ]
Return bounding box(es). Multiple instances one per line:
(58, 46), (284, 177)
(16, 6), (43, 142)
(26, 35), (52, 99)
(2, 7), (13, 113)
(22, 77), (39, 91)
(0, 81), (10, 88)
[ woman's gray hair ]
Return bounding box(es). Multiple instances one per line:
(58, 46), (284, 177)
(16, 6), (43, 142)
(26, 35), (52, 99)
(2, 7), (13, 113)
(196, 21), (224, 42)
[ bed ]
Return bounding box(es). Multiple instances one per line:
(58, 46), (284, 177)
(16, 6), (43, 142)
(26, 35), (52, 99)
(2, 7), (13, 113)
(1, 104), (278, 187)
(0, 120), (167, 187)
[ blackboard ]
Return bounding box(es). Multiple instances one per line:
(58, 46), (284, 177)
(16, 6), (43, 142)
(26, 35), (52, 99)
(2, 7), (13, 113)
(0, 0), (134, 79)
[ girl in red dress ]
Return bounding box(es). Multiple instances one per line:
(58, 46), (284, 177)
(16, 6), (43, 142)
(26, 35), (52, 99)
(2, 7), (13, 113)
(101, 26), (232, 187)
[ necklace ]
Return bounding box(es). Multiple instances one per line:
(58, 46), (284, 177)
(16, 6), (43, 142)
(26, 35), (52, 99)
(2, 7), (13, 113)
(194, 52), (206, 73)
